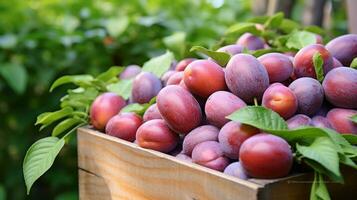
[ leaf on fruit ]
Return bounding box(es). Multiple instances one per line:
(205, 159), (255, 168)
(225, 22), (261, 36)
(313, 52), (324, 82)
(0, 63), (27, 94)
(50, 75), (94, 92)
(96, 66), (124, 82)
(227, 106), (288, 130)
(23, 137), (65, 194)
(120, 97), (156, 116)
(142, 51), (174, 78)
(106, 79), (133, 100)
(286, 31), (317, 50)
(52, 118), (84, 137)
(310, 171), (331, 200)
(36, 107), (73, 127)
(190, 46), (231, 66)
(350, 58), (357, 69)
(251, 48), (281, 57)
(264, 12), (284, 29)
(296, 137), (342, 182)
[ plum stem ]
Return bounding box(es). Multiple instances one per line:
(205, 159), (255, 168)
(253, 98), (258, 106)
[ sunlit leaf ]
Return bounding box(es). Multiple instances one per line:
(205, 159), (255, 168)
(23, 137), (65, 194)
(142, 51), (174, 78)
(50, 75), (93, 92)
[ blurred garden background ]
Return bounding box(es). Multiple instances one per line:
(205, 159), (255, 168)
(0, 0), (352, 199)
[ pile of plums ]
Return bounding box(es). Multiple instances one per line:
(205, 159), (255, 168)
(89, 33), (357, 180)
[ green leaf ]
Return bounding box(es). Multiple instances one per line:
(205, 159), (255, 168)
(225, 22), (261, 36)
(227, 106), (353, 150)
(50, 75), (94, 92)
(343, 134), (357, 145)
(120, 103), (146, 114)
(36, 107), (73, 127)
(96, 66), (124, 82)
(264, 12), (284, 29)
(286, 31), (317, 50)
(190, 46), (231, 66)
(0, 184), (5, 200)
(52, 118), (84, 137)
(304, 26), (326, 36)
(227, 106), (288, 130)
(296, 137), (342, 182)
(142, 51), (174, 78)
(23, 137), (65, 194)
(0, 63), (27, 94)
(251, 48), (282, 57)
(120, 97), (156, 116)
(106, 16), (129, 37)
(279, 19), (300, 33)
(106, 79), (133, 100)
(310, 172), (331, 200)
(313, 52), (324, 82)
(163, 32), (186, 59)
(247, 16), (269, 24)
(351, 58), (357, 69)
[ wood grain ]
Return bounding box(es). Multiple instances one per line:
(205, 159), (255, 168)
(78, 127), (261, 200)
(78, 127), (357, 200)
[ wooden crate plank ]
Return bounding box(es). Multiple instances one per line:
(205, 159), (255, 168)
(78, 127), (357, 200)
(78, 128), (261, 200)
(79, 169), (112, 200)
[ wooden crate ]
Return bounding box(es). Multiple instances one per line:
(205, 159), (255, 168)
(77, 127), (357, 200)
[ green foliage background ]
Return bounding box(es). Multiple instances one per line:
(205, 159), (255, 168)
(0, 0), (348, 199)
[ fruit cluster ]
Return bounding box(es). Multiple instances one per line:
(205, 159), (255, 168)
(89, 33), (357, 180)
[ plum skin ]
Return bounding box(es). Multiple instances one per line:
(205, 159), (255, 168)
(236, 33), (265, 50)
(223, 162), (249, 180)
(136, 119), (179, 153)
(218, 121), (259, 159)
(326, 34), (357, 66)
(286, 114), (311, 129)
(143, 103), (162, 122)
(161, 70), (176, 86)
(262, 83), (298, 119)
(157, 85), (202, 134)
(182, 125), (219, 156)
(205, 91), (246, 128)
(191, 141), (229, 172)
(90, 92), (126, 131)
(105, 112), (143, 142)
(175, 154), (192, 162)
(311, 116), (332, 129)
(217, 44), (243, 56)
(119, 65), (141, 79)
(183, 59), (227, 98)
(239, 133), (293, 179)
(322, 67), (357, 109)
(166, 71), (184, 85)
(293, 44), (333, 78)
(326, 108), (357, 134)
(131, 72), (162, 104)
(289, 77), (324, 116)
(258, 53), (293, 83)
(175, 58), (196, 71)
(225, 54), (269, 103)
